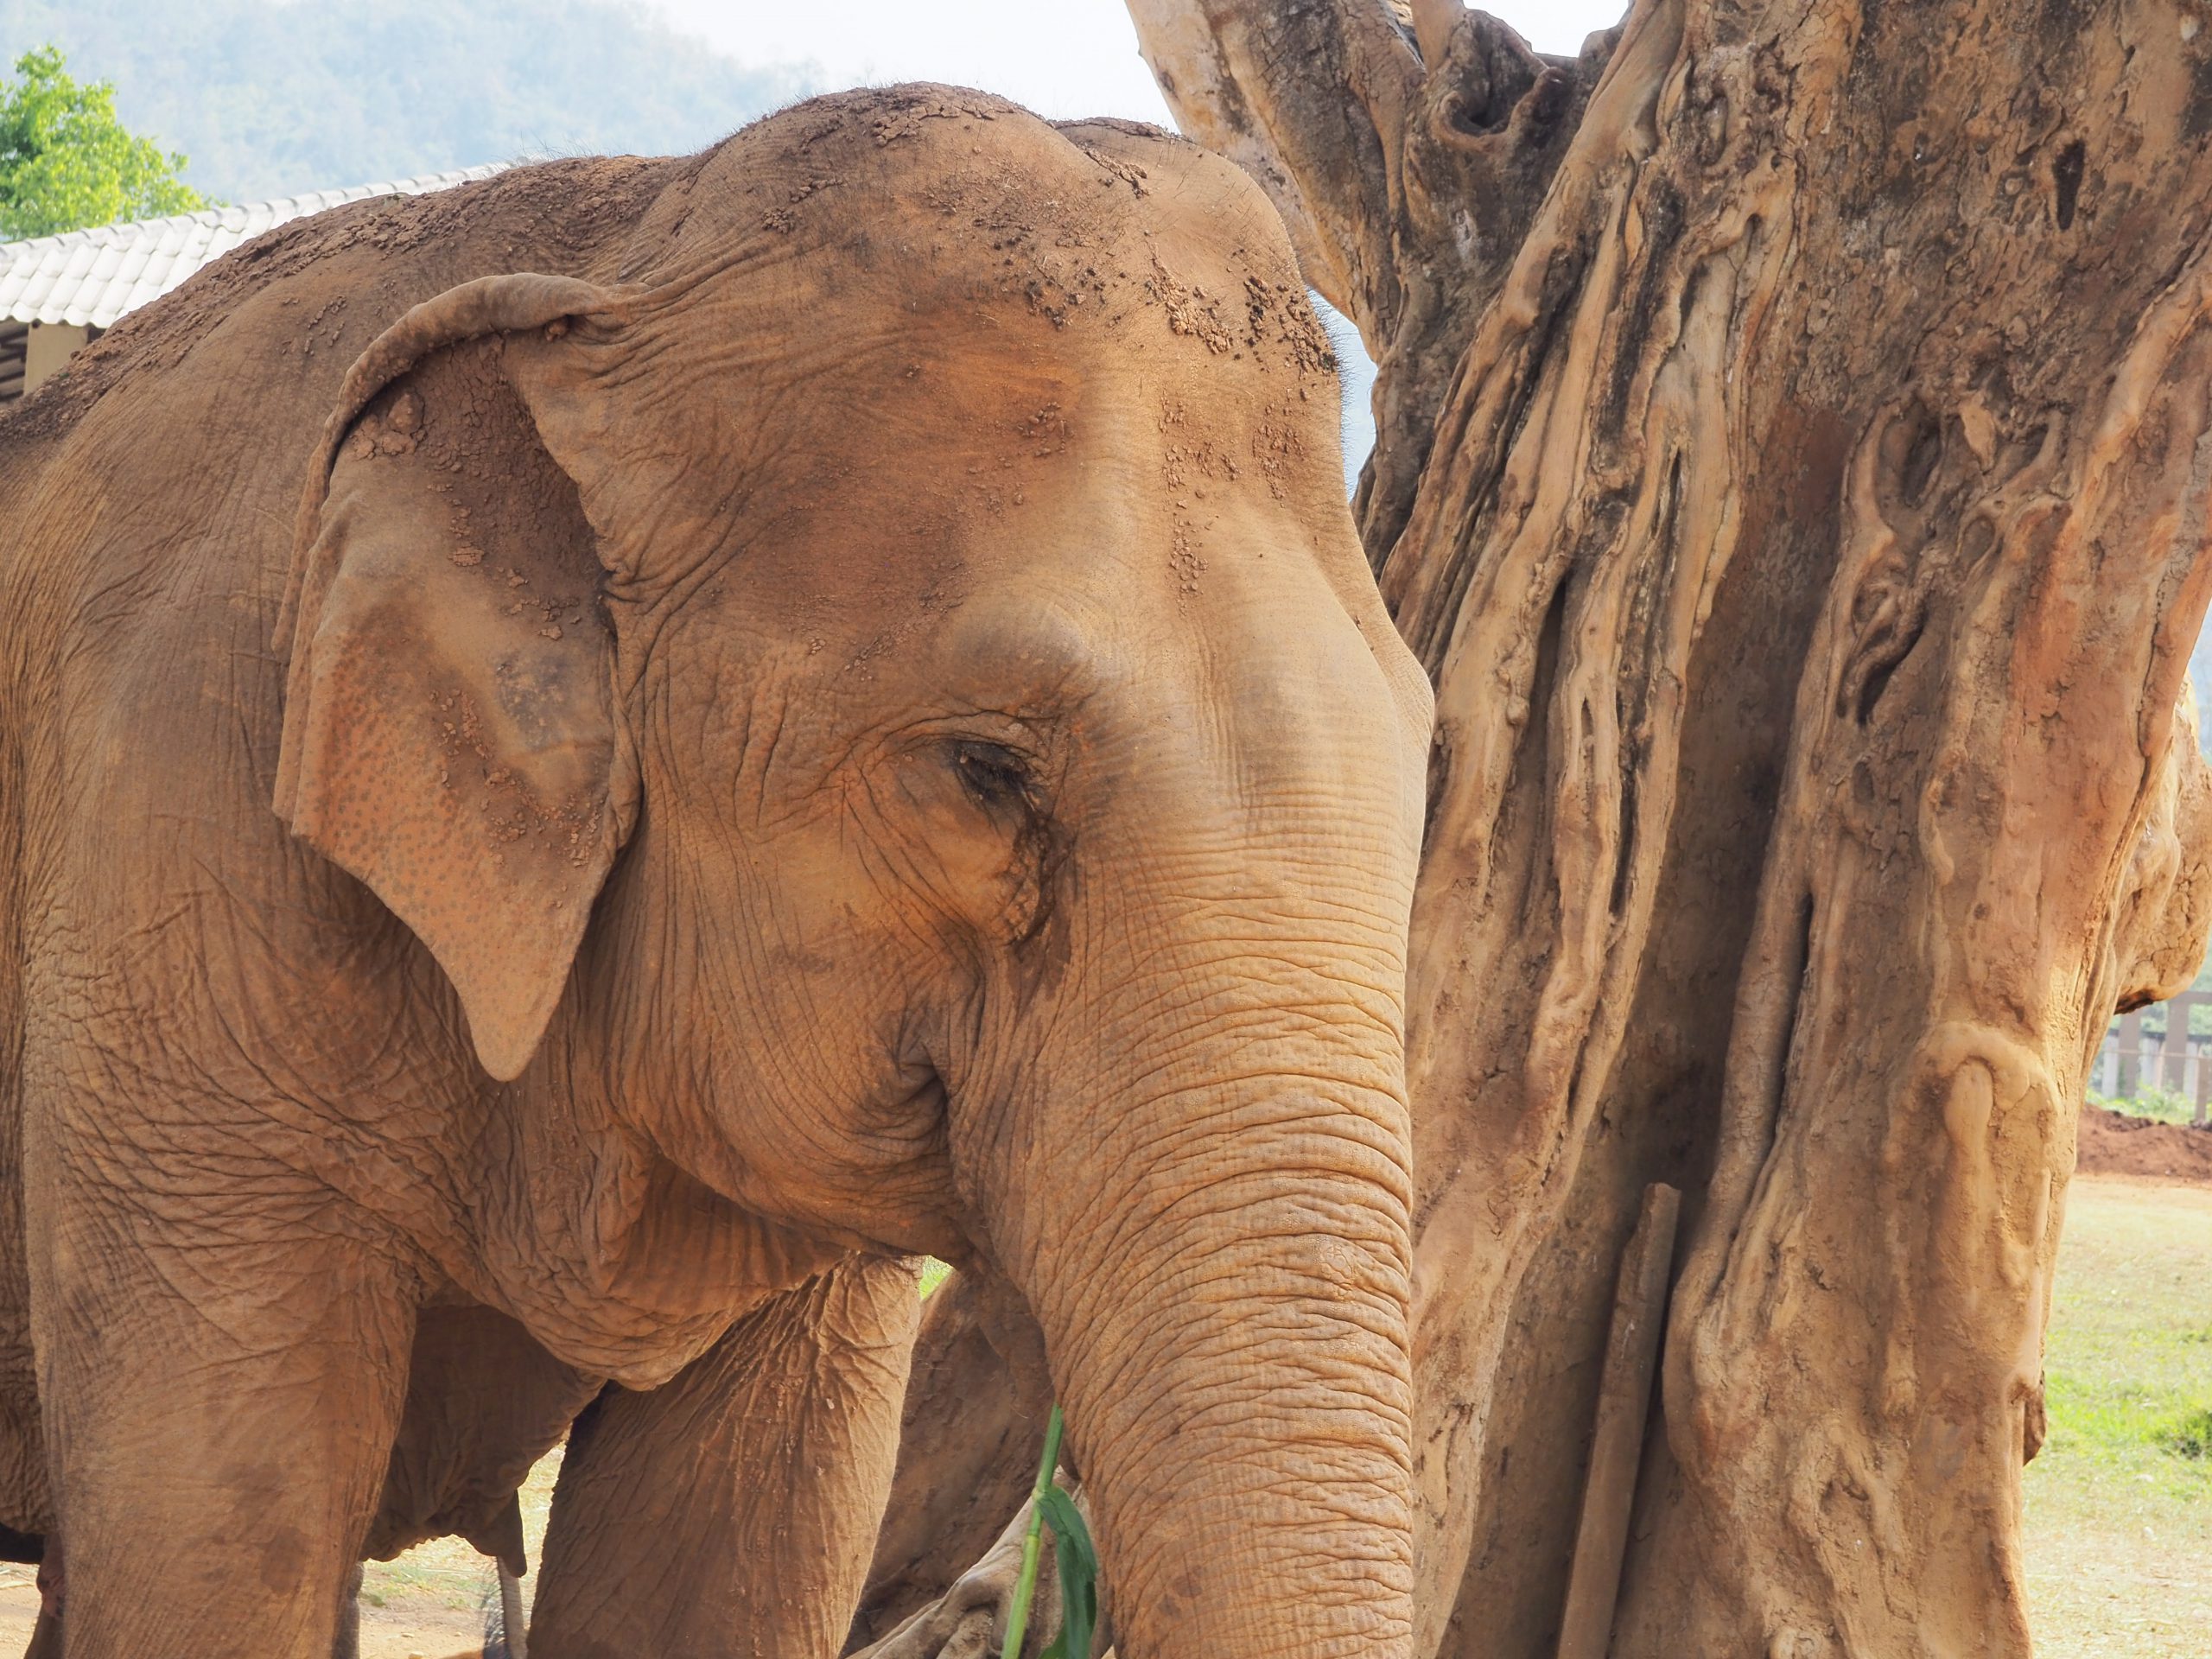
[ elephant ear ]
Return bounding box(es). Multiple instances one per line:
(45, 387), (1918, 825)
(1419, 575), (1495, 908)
(275, 274), (641, 1081)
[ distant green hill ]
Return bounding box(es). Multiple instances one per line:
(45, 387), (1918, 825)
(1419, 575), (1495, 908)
(0, 0), (816, 205)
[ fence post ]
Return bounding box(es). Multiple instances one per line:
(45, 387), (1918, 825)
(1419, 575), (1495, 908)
(2177, 995), (2207, 1125)
(2120, 1008), (2145, 1099)
(2166, 995), (2192, 1095)
(2195, 1030), (2212, 1128)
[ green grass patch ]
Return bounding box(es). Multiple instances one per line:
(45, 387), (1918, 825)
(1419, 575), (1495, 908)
(2024, 1179), (2212, 1656)
(2158, 1406), (2212, 1459)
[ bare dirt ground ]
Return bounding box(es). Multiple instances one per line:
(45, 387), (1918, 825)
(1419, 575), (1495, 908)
(2078, 1103), (2212, 1186)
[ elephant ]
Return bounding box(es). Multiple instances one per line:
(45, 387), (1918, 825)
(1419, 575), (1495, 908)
(0, 84), (1432, 1659)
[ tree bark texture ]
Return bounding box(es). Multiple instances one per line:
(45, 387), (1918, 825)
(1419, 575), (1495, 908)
(1122, 1), (2212, 1655)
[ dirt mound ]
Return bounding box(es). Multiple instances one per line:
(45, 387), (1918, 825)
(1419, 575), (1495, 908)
(2077, 1105), (2212, 1186)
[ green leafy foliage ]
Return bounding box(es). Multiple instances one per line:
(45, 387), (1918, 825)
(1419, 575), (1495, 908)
(1001, 1406), (1102, 1659)
(0, 44), (207, 238)
(2087, 1083), (2202, 1126)
(1036, 1483), (1099, 1659)
(0, 0), (815, 206)
(1001, 1408), (1060, 1659)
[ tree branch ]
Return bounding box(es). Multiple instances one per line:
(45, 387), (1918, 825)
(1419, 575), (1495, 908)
(1127, 0), (1422, 338)
(1128, 0), (1618, 563)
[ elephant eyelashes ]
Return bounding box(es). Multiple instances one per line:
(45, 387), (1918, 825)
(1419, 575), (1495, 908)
(950, 740), (1037, 817)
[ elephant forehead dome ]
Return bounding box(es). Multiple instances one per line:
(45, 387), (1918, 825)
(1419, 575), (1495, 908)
(604, 82), (1332, 386)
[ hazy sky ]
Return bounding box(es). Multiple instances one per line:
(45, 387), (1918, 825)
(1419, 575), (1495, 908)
(650, 2), (1628, 123)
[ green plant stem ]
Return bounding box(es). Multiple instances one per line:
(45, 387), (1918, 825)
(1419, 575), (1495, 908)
(1001, 1403), (1065, 1659)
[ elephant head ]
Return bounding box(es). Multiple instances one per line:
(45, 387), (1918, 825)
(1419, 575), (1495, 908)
(275, 88), (1429, 1659)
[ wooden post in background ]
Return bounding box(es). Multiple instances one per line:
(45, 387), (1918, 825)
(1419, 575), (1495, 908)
(1555, 1185), (1681, 1659)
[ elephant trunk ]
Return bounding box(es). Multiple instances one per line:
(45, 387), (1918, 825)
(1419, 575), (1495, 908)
(997, 944), (1419, 1659)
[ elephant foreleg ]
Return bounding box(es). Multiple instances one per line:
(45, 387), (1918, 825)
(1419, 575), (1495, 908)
(526, 1256), (923, 1659)
(332, 1563), (362, 1659)
(29, 1178), (415, 1659)
(848, 1270), (1051, 1649)
(24, 1541), (60, 1659)
(23, 1610), (60, 1659)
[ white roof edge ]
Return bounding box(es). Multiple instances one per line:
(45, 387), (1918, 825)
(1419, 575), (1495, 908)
(0, 164), (508, 328)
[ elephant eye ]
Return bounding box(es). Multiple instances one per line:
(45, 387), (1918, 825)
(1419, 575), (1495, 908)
(950, 739), (1036, 815)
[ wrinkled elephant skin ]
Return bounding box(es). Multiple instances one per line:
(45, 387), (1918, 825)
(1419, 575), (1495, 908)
(0, 87), (1428, 1659)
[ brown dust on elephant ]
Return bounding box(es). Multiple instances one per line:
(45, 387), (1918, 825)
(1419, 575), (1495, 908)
(0, 87), (1433, 1659)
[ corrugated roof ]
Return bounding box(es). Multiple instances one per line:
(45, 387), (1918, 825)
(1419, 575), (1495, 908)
(0, 166), (506, 328)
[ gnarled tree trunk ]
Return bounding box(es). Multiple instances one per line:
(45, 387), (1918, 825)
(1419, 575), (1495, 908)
(1127, 0), (2212, 1652)
(855, 0), (2212, 1653)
